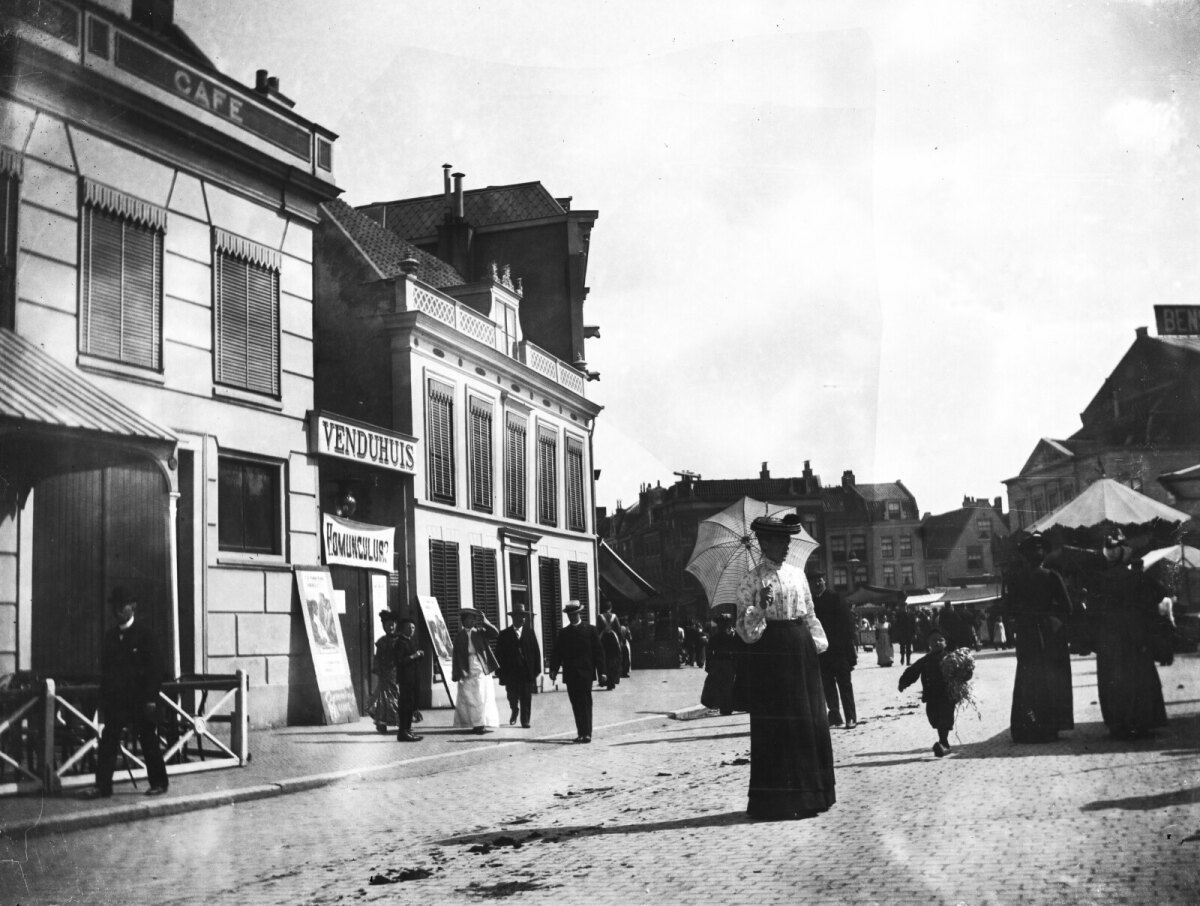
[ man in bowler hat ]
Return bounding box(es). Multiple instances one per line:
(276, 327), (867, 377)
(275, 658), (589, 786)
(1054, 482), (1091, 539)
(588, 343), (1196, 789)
(85, 587), (169, 798)
(549, 600), (606, 742)
(394, 615), (425, 742)
(496, 603), (542, 728)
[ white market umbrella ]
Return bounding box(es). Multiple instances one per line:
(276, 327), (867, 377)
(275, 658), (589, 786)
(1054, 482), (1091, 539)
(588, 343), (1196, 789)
(685, 496), (819, 606)
(1140, 545), (1200, 570)
(1026, 478), (1190, 533)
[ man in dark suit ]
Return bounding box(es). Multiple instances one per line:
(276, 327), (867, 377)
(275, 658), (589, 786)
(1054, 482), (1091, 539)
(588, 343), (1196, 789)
(394, 616), (425, 742)
(85, 587), (168, 798)
(810, 571), (859, 730)
(496, 603), (542, 728)
(548, 600), (607, 743)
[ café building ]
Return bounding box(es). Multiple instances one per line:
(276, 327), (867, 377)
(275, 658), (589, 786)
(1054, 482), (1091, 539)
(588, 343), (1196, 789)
(0, 0), (339, 726)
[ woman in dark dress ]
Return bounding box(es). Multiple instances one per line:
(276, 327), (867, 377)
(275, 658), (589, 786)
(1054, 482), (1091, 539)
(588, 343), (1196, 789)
(1005, 532), (1076, 742)
(735, 514), (835, 821)
(1051, 529), (1172, 739)
(597, 603), (623, 690)
(701, 607), (738, 714)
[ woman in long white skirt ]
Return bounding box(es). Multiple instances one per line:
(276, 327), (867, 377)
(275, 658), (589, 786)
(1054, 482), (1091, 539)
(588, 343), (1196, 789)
(452, 608), (500, 733)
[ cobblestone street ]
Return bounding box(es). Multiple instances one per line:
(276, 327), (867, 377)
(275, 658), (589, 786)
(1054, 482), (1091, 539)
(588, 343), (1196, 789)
(5, 650), (1199, 905)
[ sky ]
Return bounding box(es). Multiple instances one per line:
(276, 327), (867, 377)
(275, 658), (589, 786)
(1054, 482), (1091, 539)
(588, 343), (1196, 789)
(179, 0), (1200, 517)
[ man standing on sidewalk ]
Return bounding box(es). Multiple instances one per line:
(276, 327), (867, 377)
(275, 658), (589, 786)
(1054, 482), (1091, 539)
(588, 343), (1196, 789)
(497, 603), (541, 728)
(549, 600), (606, 743)
(810, 570), (858, 730)
(395, 616), (425, 742)
(85, 587), (168, 798)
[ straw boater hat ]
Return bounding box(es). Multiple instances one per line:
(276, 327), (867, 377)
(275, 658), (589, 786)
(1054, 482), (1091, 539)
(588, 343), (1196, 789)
(751, 513), (803, 536)
(563, 600), (584, 614)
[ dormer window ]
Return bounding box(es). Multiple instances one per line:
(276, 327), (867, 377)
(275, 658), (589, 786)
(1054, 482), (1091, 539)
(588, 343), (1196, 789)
(498, 301), (519, 357)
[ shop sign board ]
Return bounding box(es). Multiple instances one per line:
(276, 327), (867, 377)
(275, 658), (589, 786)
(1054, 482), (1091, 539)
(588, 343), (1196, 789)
(1155, 305), (1200, 336)
(308, 411), (418, 475)
(416, 595), (456, 705)
(323, 514), (394, 570)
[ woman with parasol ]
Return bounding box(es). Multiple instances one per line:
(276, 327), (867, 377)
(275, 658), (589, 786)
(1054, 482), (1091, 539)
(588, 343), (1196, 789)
(734, 514), (835, 820)
(1004, 532), (1077, 742)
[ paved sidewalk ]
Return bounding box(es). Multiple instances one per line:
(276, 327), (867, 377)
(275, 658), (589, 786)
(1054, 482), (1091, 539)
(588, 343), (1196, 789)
(0, 667), (709, 839)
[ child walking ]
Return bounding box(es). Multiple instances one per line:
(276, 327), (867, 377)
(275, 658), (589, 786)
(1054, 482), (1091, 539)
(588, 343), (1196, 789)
(899, 627), (955, 756)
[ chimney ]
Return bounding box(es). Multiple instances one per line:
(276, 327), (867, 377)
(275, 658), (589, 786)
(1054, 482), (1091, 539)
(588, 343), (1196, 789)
(1135, 326), (1148, 339)
(760, 462), (770, 480)
(842, 470), (856, 488)
(994, 496), (1002, 511)
(453, 172), (465, 220)
(442, 164), (452, 211)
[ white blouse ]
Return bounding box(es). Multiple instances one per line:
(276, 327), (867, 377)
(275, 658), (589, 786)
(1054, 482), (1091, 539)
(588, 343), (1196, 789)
(735, 560), (828, 653)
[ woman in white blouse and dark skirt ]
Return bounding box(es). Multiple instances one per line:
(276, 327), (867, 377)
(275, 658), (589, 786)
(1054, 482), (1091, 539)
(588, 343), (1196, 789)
(735, 514), (836, 821)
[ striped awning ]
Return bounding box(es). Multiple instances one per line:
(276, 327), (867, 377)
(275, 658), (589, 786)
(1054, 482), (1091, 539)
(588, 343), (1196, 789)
(0, 328), (176, 443)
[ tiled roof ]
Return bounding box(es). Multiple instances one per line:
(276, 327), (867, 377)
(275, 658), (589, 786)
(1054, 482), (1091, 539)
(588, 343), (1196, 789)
(856, 482), (909, 502)
(0, 329), (176, 443)
(365, 183), (567, 240)
(321, 199), (464, 289)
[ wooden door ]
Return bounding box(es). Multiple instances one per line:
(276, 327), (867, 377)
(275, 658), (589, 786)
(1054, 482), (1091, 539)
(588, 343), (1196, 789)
(329, 565), (373, 712)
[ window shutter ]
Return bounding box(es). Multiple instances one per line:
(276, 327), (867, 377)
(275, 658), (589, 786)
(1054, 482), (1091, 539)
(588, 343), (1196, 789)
(539, 556), (561, 669)
(427, 379), (455, 503)
(537, 425), (557, 527)
(81, 206), (161, 369)
(568, 561), (589, 612)
(430, 540), (461, 634)
(468, 397), (493, 513)
(566, 435), (585, 532)
(505, 412), (527, 520)
(214, 230), (280, 397)
(471, 546), (500, 626)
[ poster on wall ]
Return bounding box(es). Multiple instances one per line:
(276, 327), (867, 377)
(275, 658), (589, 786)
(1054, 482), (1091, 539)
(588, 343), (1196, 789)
(416, 594), (456, 705)
(294, 566), (358, 725)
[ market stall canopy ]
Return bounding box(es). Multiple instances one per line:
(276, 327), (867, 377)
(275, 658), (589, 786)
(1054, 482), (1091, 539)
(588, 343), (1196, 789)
(845, 584), (905, 606)
(904, 592), (945, 606)
(1027, 478), (1190, 533)
(1141, 545), (1200, 570)
(598, 540), (656, 602)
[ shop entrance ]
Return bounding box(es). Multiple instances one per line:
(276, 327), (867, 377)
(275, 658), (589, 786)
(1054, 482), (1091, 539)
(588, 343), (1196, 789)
(329, 565), (380, 713)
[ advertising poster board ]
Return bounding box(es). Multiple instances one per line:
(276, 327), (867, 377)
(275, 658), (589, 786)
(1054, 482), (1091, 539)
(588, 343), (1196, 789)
(294, 566), (358, 724)
(416, 594), (456, 705)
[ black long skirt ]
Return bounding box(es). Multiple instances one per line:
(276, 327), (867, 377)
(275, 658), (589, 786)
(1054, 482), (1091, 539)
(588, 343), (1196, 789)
(1096, 611), (1167, 736)
(743, 620), (836, 819)
(1010, 615), (1075, 742)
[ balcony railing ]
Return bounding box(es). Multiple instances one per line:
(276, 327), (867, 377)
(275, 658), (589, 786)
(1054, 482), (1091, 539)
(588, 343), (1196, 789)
(403, 282), (587, 398)
(0, 672), (248, 796)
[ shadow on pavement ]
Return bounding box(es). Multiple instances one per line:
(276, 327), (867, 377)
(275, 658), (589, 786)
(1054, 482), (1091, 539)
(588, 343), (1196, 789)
(608, 730), (749, 746)
(1080, 786), (1200, 812)
(949, 712), (1200, 759)
(842, 755), (933, 768)
(434, 810), (755, 847)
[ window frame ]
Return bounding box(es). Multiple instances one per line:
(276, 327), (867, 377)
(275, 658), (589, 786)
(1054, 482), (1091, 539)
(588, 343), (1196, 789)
(467, 394), (495, 514)
(881, 536), (894, 559)
(79, 180), (166, 373)
(212, 228), (281, 398)
(217, 452), (286, 561)
(899, 534), (913, 558)
(536, 422), (558, 528)
(426, 377), (456, 505)
(565, 432), (587, 532)
(430, 539), (462, 634)
(504, 410), (528, 520)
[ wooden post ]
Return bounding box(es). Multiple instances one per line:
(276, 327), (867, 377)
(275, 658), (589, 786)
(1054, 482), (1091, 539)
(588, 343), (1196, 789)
(231, 670), (248, 765)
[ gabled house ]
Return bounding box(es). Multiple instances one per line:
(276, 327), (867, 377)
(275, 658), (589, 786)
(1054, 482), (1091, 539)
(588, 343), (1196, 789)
(822, 471), (926, 592)
(1006, 326), (1200, 531)
(920, 497), (1009, 587)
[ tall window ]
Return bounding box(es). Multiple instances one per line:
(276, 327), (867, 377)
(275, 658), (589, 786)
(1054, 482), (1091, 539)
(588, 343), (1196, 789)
(468, 396), (493, 513)
(504, 412), (527, 520)
(975, 516), (991, 539)
(830, 536), (846, 561)
(218, 455), (281, 554)
(966, 545), (984, 570)
(883, 565), (896, 587)
(537, 424), (558, 527)
(802, 515), (818, 540)
(426, 379), (455, 504)
(899, 535), (913, 558)
(568, 561), (590, 612)
(214, 229), (279, 396)
(470, 546), (499, 626)
(565, 435), (586, 532)
(0, 154), (19, 329)
(832, 565), (848, 590)
(901, 564), (914, 586)
(539, 556), (561, 669)
(430, 539), (461, 633)
(927, 567), (941, 586)
(499, 302), (519, 356)
(881, 537), (894, 558)
(886, 500), (901, 520)
(850, 534), (866, 560)
(80, 182), (165, 370)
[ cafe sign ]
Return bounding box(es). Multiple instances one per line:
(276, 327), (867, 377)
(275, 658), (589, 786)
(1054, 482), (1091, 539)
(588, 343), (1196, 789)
(323, 514), (395, 570)
(308, 412), (418, 475)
